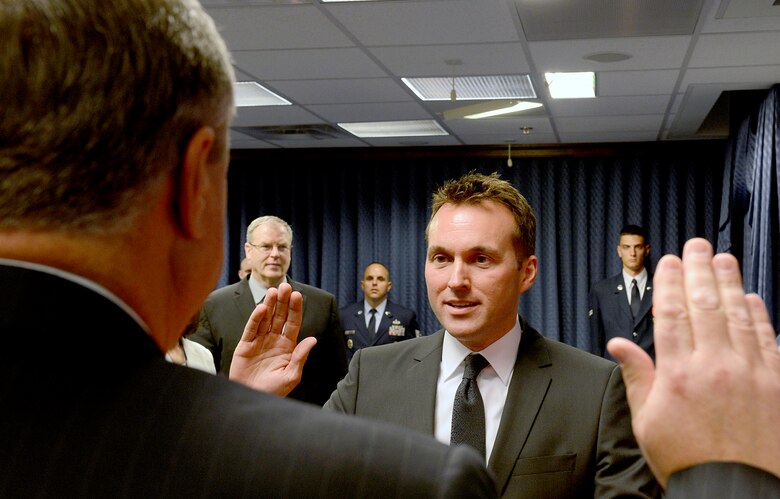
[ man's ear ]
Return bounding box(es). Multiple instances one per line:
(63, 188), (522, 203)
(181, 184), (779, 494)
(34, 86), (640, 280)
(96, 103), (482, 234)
(176, 126), (216, 238)
(519, 255), (538, 293)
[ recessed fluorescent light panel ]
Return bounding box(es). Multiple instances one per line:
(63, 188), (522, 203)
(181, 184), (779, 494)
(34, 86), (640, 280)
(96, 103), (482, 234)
(338, 120), (448, 138)
(233, 81), (292, 107)
(402, 75), (536, 101)
(544, 72), (596, 99)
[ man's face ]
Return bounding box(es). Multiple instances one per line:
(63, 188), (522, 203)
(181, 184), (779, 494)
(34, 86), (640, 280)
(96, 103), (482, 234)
(361, 263), (392, 304)
(245, 222), (292, 287)
(617, 234), (649, 275)
(425, 201), (537, 351)
(238, 259), (251, 280)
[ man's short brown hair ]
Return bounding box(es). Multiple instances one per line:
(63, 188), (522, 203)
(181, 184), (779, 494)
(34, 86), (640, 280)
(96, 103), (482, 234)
(426, 171), (536, 261)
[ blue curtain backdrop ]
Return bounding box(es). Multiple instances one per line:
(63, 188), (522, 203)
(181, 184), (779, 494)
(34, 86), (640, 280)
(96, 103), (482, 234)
(221, 143), (723, 352)
(718, 85), (780, 331)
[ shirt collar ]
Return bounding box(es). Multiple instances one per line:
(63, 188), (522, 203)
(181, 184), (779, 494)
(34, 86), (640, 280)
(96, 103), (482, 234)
(440, 318), (522, 386)
(248, 274), (287, 304)
(364, 299), (388, 318)
(622, 268), (648, 291)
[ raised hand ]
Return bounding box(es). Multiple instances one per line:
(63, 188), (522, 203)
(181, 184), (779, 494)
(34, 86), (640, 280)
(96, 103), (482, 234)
(229, 283), (317, 396)
(607, 238), (780, 487)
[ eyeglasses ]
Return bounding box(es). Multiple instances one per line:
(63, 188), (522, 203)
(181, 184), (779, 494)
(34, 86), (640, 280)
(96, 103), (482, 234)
(247, 242), (291, 254)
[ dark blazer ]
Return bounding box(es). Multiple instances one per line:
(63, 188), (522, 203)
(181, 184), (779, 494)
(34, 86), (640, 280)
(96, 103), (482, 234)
(339, 300), (420, 361)
(325, 318), (660, 498)
(192, 276), (347, 406)
(666, 462), (780, 498)
(589, 272), (655, 361)
(0, 264), (497, 498)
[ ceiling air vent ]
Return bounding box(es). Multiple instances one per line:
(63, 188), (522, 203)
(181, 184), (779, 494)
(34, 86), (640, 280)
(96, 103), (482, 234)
(232, 124), (347, 141)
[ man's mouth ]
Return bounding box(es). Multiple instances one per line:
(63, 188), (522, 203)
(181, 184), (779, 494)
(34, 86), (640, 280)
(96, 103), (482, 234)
(445, 301), (478, 310)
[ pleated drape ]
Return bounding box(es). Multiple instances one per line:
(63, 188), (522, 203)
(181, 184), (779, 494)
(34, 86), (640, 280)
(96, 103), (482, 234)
(222, 144), (723, 351)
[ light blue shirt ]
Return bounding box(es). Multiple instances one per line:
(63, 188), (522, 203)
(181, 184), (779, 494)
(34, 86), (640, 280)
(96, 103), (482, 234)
(363, 299), (388, 329)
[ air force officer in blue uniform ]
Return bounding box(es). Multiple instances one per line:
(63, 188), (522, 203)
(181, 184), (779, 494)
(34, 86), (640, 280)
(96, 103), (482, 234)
(340, 262), (420, 361)
(589, 225), (654, 361)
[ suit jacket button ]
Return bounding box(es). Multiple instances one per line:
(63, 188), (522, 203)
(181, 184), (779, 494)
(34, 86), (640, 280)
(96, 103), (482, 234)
(632, 331), (638, 337)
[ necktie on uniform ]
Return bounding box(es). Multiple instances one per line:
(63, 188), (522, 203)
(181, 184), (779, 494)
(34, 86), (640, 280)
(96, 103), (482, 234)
(451, 353), (490, 459)
(630, 278), (641, 319)
(368, 308), (377, 338)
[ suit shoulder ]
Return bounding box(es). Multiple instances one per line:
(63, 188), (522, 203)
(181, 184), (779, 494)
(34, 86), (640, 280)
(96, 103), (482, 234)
(339, 301), (362, 315)
(540, 335), (617, 372)
(290, 279), (336, 300)
(591, 273), (622, 294)
(387, 301), (416, 316)
(204, 280), (244, 302)
(360, 333), (439, 362)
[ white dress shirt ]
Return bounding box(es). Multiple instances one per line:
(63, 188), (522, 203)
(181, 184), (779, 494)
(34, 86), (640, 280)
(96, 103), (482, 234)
(434, 319), (522, 462)
(622, 268), (648, 305)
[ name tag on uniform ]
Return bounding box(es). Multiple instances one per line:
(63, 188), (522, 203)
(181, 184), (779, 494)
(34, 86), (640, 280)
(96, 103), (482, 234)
(388, 320), (405, 337)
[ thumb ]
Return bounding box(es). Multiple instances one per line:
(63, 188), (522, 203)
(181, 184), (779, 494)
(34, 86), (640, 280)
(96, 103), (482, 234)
(288, 337), (317, 377)
(607, 337), (656, 415)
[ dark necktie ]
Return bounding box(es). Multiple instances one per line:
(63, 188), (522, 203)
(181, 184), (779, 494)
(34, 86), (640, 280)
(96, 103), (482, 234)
(630, 279), (641, 319)
(368, 308), (377, 338)
(451, 354), (490, 459)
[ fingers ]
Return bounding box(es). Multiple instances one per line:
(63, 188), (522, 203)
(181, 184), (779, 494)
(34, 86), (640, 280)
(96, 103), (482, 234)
(607, 338), (656, 416)
(289, 337), (317, 375)
(268, 284), (291, 335)
(711, 253), (762, 361)
(652, 253), (692, 364)
(240, 299), (272, 343)
(680, 239), (733, 355)
(745, 294), (779, 360)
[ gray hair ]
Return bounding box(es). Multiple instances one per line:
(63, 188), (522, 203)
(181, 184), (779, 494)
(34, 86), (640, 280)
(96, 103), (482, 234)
(247, 216), (294, 244)
(0, 0), (235, 234)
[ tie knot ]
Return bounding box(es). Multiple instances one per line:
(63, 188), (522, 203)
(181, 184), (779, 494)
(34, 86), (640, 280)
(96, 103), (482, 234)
(462, 354), (489, 380)
(631, 278), (638, 287)
(370, 308), (377, 315)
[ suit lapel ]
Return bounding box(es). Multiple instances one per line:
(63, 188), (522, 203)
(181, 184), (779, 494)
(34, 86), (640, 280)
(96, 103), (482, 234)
(488, 321), (553, 493)
(351, 307), (372, 344)
(404, 333), (444, 434)
(609, 274), (634, 324)
(232, 278), (256, 327)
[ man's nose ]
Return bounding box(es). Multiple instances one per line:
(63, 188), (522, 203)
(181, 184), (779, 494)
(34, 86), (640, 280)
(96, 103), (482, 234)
(447, 260), (469, 290)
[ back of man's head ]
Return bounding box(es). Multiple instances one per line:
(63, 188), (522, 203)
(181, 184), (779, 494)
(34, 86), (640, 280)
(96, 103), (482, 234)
(0, 0), (234, 234)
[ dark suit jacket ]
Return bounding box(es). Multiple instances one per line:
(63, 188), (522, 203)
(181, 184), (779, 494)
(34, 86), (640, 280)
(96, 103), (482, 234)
(340, 300), (420, 362)
(666, 462), (780, 498)
(589, 272), (655, 361)
(192, 276), (347, 406)
(325, 318), (661, 498)
(0, 263), (497, 498)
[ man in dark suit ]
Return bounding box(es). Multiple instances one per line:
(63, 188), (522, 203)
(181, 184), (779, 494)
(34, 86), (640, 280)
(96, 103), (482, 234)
(0, 2), (497, 497)
(325, 173), (660, 498)
(192, 215), (348, 406)
(340, 262), (420, 361)
(608, 238), (780, 498)
(589, 224), (655, 361)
